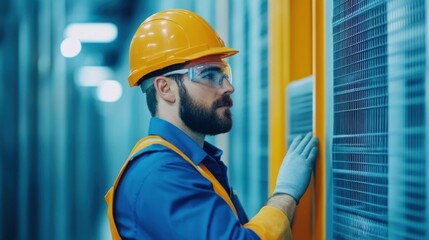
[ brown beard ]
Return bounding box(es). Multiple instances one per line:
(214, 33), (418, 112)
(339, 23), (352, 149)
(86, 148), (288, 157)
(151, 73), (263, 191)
(179, 85), (233, 136)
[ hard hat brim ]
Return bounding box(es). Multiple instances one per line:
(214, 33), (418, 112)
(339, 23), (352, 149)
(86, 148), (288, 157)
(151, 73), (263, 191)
(128, 47), (238, 87)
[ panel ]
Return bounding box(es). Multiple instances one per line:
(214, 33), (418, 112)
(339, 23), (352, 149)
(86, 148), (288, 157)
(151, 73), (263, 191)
(286, 76), (314, 146)
(331, 1), (389, 239)
(328, 0), (427, 239)
(387, 1), (427, 239)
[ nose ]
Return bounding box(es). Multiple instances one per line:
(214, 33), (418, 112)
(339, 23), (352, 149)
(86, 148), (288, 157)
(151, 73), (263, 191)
(220, 77), (234, 94)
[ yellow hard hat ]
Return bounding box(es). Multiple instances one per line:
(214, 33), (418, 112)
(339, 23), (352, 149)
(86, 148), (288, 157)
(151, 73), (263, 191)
(128, 9), (239, 87)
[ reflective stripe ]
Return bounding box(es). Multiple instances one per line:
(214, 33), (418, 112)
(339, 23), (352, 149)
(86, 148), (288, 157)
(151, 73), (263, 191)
(105, 187), (121, 240)
(105, 136), (239, 239)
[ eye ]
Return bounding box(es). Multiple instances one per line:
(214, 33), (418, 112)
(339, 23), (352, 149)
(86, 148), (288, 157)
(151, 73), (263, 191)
(222, 74), (231, 82)
(199, 70), (220, 82)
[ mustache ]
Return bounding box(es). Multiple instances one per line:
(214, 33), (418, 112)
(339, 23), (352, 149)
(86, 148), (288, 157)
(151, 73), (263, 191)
(214, 96), (233, 108)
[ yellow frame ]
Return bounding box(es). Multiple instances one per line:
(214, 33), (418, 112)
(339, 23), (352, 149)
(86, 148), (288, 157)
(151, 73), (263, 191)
(269, 0), (325, 239)
(313, 0), (326, 239)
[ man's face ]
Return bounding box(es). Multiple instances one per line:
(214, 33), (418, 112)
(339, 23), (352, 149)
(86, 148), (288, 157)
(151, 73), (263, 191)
(178, 83), (233, 136)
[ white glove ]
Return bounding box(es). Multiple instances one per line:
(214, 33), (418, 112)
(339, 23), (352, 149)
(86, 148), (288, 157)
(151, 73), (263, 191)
(273, 132), (319, 204)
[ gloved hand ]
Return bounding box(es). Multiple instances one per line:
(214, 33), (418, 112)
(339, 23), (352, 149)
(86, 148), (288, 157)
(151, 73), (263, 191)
(273, 132), (319, 204)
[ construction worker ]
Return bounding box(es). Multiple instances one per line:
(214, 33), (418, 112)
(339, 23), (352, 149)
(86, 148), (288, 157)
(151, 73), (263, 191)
(105, 9), (319, 240)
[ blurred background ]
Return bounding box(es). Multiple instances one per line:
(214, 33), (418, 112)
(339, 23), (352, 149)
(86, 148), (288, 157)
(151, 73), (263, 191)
(0, 0), (272, 239)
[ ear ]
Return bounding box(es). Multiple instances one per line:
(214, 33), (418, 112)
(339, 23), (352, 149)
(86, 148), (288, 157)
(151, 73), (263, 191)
(153, 76), (176, 103)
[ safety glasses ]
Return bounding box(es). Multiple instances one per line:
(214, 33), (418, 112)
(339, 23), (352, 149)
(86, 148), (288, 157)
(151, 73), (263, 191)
(141, 62), (232, 92)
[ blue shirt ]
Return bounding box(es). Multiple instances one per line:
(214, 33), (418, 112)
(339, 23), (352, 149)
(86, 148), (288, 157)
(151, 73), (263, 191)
(114, 117), (260, 239)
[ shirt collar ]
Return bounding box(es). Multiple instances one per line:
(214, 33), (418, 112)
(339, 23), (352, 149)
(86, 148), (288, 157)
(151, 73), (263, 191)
(147, 117), (223, 165)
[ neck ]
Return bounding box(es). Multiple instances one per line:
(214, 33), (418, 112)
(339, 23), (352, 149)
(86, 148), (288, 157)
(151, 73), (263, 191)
(157, 114), (205, 147)
(178, 122), (205, 147)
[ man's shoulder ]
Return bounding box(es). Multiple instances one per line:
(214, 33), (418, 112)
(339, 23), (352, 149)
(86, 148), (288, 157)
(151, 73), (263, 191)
(125, 145), (198, 181)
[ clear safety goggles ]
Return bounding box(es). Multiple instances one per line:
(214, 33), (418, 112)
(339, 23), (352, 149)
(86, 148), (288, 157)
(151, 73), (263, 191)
(141, 62), (232, 92)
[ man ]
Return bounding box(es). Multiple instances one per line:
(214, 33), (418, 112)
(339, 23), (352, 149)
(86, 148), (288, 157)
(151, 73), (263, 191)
(105, 9), (319, 240)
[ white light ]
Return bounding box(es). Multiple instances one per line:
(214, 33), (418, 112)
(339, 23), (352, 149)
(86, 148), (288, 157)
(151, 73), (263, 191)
(97, 80), (122, 102)
(65, 23), (118, 43)
(76, 66), (114, 86)
(60, 37), (82, 58)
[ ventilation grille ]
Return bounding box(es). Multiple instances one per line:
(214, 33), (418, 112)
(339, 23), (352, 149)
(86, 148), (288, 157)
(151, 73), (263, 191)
(387, 0), (427, 239)
(332, 1), (389, 238)
(331, 0), (427, 239)
(287, 76), (313, 147)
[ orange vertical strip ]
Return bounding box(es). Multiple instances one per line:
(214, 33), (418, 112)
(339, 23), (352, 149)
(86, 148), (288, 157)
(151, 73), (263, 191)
(290, 0), (313, 81)
(268, 0), (290, 194)
(313, 0), (326, 239)
(289, 1), (313, 239)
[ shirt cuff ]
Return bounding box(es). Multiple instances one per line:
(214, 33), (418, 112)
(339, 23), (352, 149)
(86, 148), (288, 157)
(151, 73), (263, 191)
(244, 206), (292, 240)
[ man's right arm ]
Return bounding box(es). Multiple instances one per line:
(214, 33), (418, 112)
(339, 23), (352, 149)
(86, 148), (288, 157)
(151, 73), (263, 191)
(266, 194), (296, 225)
(245, 132), (319, 239)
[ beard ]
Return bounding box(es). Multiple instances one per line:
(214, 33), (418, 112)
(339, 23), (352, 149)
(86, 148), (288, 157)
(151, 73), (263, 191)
(179, 86), (233, 136)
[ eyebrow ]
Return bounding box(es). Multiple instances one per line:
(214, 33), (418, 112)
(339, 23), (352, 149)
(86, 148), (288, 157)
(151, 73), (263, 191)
(199, 66), (222, 74)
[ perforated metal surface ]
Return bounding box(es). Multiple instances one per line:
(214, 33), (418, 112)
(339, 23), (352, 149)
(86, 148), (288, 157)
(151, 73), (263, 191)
(329, 0), (427, 239)
(387, 1), (427, 239)
(287, 76), (314, 146)
(332, 1), (389, 238)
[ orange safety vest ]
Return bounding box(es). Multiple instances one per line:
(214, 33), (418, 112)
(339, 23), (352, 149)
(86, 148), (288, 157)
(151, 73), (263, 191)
(105, 135), (239, 240)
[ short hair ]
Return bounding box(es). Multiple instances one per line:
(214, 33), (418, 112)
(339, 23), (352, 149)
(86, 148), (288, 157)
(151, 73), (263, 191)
(139, 63), (186, 116)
